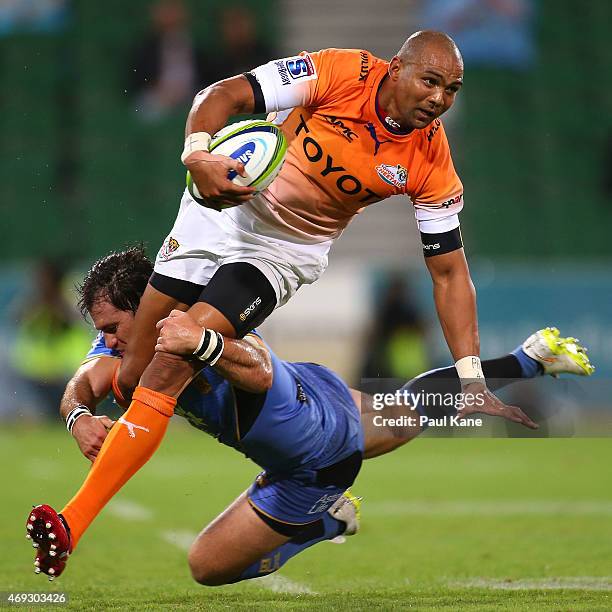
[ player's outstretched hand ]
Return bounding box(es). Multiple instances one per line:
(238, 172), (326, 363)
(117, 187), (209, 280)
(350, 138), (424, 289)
(457, 383), (538, 430)
(185, 150), (255, 207)
(156, 309), (203, 356)
(26, 505), (72, 581)
(71, 414), (114, 462)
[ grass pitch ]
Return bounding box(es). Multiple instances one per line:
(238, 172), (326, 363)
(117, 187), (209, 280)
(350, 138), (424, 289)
(2, 424), (611, 610)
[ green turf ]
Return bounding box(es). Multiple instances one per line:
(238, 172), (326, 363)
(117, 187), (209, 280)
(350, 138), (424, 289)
(2, 424), (611, 610)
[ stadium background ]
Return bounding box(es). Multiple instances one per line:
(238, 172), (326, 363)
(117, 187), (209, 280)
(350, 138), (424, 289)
(1, 0), (611, 608)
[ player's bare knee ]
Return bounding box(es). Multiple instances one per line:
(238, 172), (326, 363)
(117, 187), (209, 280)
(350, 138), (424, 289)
(190, 567), (230, 587)
(187, 550), (234, 586)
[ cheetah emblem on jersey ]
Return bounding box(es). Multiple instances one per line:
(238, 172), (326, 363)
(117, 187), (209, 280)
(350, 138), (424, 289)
(376, 164), (408, 189)
(159, 236), (180, 261)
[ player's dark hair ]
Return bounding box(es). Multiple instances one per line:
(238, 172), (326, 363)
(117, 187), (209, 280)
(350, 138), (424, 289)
(77, 245), (153, 318)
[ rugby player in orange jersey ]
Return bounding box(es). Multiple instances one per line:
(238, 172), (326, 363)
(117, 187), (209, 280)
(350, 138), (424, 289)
(59, 31), (523, 537)
(120, 31), (480, 393)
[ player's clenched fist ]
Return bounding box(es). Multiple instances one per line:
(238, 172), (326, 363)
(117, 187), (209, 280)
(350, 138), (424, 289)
(155, 309), (203, 356)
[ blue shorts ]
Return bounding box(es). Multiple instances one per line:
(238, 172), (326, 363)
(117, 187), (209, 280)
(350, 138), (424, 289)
(246, 449), (363, 535)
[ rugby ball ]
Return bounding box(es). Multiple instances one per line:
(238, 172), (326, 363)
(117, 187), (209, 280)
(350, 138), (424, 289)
(186, 120), (287, 209)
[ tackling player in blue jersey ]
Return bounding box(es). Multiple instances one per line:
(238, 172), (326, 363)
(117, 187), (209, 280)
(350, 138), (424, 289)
(25, 247), (594, 583)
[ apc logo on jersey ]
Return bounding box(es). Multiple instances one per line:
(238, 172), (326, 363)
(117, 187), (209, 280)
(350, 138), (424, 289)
(324, 115), (358, 142)
(376, 164), (408, 189)
(286, 54), (316, 80)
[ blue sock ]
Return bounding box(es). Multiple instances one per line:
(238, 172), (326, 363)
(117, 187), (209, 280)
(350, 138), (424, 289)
(511, 346), (543, 378)
(234, 512), (343, 582)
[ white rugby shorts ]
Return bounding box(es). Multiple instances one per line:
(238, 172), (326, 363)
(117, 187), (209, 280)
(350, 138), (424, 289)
(154, 190), (333, 307)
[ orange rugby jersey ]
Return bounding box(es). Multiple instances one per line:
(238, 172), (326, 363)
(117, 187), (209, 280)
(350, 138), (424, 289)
(249, 48), (464, 241)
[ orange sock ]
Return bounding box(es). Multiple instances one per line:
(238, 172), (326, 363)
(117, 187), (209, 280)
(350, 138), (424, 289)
(61, 386), (175, 548)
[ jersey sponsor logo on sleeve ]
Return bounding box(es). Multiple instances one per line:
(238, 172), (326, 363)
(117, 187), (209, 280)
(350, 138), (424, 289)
(376, 164), (408, 189)
(358, 51), (369, 81)
(425, 193), (464, 209)
(442, 193), (463, 208)
(323, 115), (358, 142)
(274, 60), (291, 85)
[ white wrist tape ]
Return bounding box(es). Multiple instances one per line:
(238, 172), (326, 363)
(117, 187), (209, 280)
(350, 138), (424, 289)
(455, 356), (485, 383)
(181, 131), (212, 164)
(193, 328), (224, 365)
(66, 405), (92, 433)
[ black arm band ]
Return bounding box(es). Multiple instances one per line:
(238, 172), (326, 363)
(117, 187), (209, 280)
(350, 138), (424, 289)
(420, 226), (463, 257)
(242, 72), (266, 114)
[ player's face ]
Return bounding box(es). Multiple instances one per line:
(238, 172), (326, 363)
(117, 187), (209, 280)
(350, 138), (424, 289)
(390, 47), (463, 130)
(89, 299), (135, 354)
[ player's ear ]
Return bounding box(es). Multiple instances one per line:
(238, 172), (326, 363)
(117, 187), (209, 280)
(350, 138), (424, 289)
(388, 56), (402, 81)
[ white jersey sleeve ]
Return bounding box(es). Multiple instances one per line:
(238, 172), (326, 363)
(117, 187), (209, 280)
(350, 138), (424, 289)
(249, 53), (318, 112)
(414, 206), (462, 234)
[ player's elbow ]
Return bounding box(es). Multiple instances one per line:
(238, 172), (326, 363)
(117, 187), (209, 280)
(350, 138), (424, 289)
(260, 368), (274, 392)
(250, 361), (273, 393)
(248, 346), (274, 392)
(191, 77), (253, 116)
(259, 352), (274, 391)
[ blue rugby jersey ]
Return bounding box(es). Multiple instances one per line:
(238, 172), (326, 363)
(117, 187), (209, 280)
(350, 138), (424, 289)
(84, 333), (363, 474)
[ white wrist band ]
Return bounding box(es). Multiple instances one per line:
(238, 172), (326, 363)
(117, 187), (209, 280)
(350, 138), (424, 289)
(193, 328), (224, 366)
(66, 405), (92, 433)
(455, 356), (485, 383)
(181, 131), (212, 164)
